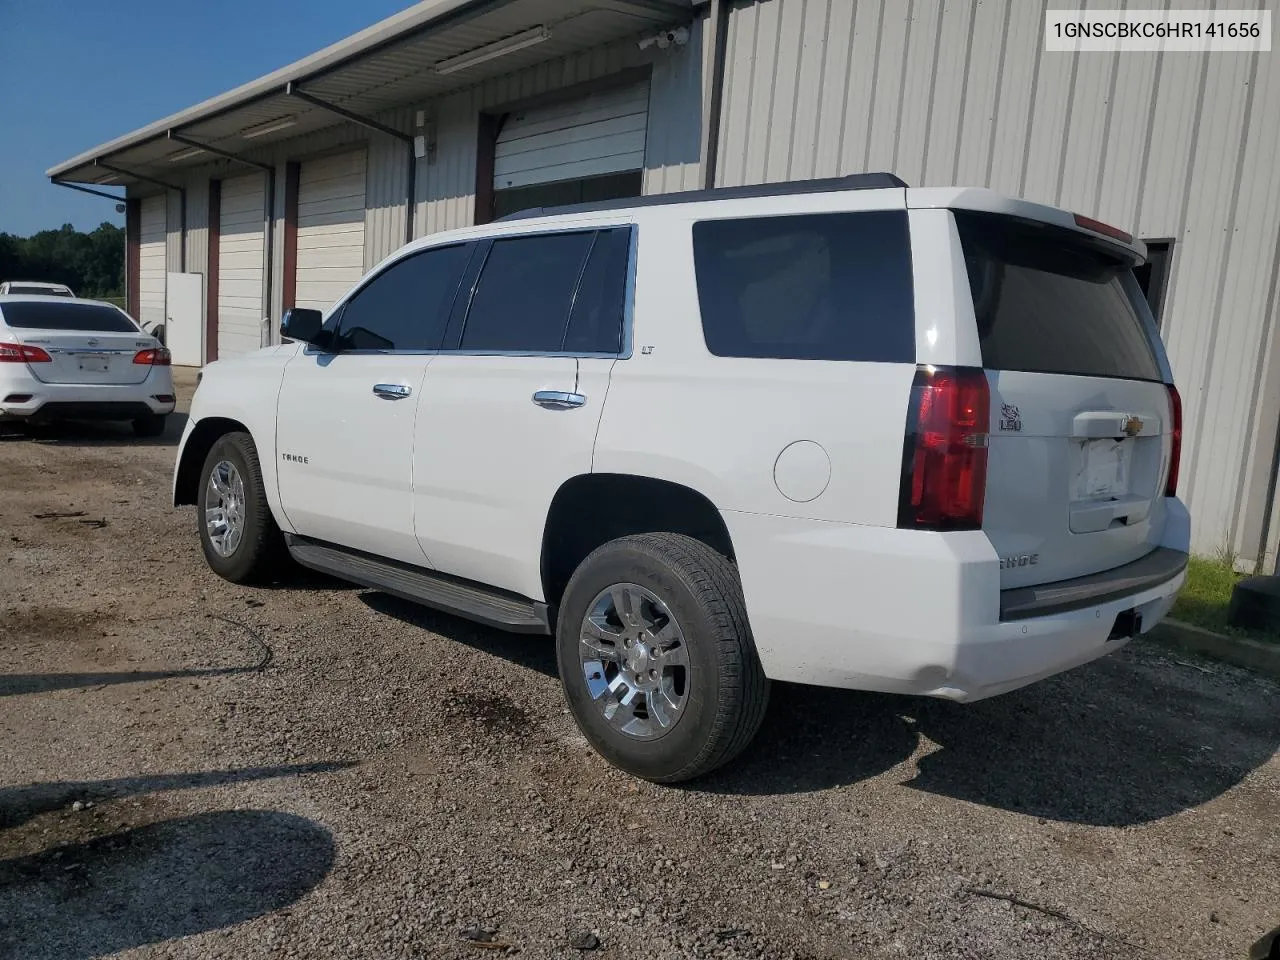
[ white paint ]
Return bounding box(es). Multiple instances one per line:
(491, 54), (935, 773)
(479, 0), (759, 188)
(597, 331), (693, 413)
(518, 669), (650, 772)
(296, 150), (367, 313)
(217, 173), (267, 359)
(183, 182), (1191, 707)
(165, 272), (204, 366)
(138, 194), (167, 329)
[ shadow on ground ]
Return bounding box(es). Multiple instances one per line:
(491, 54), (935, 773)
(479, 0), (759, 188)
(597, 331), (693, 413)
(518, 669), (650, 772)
(0, 666), (260, 699)
(358, 592), (1279, 827)
(0, 762), (356, 831)
(0, 810), (335, 960)
(360, 591), (557, 678)
(0, 412), (189, 448)
(703, 645), (1280, 827)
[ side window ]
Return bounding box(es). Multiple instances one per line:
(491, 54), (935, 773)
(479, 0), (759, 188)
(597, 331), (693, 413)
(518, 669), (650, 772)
(460, 232), (595, 352)
(690, 211), (915, 362)
(563, 228), (630, 354)
(335, 243), (471, 351)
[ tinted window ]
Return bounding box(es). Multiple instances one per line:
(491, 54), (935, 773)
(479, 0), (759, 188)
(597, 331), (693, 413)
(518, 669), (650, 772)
(5, 285), (71, 296)
(956, 211), (1161, 381)
(0, 301), (136, 332)
(461, 232), (594, 352)
(336, 244), (471, 351)
(691, 211), (915, 362)
(563, 228), (630, 354)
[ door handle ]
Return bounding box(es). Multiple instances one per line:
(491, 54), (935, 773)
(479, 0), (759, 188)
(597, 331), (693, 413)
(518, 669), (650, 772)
(373, 383), (412, 400)
(532, 390), (586, 410)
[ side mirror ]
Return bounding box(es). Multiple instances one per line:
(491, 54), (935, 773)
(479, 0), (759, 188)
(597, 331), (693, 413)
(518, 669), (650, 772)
(280, 308), (326, 348)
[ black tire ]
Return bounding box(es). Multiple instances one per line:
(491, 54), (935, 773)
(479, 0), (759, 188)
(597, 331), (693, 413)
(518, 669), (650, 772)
(132, 413), (166, 438)
(555, 533), (769, 783)
(197, 431), (285, 584)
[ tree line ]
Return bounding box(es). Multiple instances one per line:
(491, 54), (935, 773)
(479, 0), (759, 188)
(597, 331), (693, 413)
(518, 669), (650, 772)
(0, 223), (125, 300)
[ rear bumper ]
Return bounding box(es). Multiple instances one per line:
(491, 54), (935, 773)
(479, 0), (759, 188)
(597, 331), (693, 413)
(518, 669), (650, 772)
(725, 499), (1190, 702)
(0, 370), (175, 421)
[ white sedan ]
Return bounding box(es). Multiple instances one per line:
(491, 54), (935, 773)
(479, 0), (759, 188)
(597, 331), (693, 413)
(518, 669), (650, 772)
(0, 296), (175, 437)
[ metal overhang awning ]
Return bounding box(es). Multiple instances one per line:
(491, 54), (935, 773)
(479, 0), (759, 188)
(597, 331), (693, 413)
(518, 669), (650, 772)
(48, 0), (694, 189)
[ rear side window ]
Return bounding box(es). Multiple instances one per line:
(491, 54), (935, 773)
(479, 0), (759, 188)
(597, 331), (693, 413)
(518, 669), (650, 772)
(0, 301), (136, 332)
(564, 228), (630, 354)
(691, 211), (915, 362)
(955, 211), (1161, 381)
(336, 243), (471, 351)
(459, 230), (609, 353)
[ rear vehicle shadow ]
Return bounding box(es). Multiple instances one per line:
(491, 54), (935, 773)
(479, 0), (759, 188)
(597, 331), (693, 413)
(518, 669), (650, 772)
(0, 810), (335, 960)
(901, 648), (1280, 827)
(0, 412), (189, 447)
(358, 591), (557, 678)
(705, 648), (1280, 827)
(0, 665), (260, 698)
(0, 762), (356, 832)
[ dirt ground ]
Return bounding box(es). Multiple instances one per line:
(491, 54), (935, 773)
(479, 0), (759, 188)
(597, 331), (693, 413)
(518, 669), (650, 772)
(1, 368), (1277, 960)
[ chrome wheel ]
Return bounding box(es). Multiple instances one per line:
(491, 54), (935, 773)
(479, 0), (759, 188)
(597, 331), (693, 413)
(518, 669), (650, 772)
(579, 582), (690, 740)
(204, 459), (245, 558)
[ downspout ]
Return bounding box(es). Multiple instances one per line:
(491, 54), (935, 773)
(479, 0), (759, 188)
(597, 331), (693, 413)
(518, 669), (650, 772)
(263, 166), (277, 346)
(700, 0), (731, 190)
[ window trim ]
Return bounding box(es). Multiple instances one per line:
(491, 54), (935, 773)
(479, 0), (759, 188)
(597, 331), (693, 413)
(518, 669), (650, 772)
(440, 223), (636, 360)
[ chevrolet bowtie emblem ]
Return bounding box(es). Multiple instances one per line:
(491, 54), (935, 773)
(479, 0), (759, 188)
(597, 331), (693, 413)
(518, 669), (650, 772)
(1122, 415), (1144, 437)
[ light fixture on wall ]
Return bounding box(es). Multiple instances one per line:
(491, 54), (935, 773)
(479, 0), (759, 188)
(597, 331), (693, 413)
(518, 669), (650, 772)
(241, 117), (298, 139)
(167, 146), (207, 163)
(434, 26), (551, 75)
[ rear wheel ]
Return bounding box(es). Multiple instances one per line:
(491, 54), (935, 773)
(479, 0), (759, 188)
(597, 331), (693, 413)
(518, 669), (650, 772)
(555, 533), (769, 783)
(197, 431), (284, 584)
(132, 413), (166, 438)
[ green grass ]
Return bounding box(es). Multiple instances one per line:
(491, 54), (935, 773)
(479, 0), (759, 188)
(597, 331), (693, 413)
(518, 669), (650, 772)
(1172, 555), (1278, 644)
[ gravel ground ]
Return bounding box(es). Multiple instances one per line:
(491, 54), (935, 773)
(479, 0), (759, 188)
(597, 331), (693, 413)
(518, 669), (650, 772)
(1, 368), (1278, 960)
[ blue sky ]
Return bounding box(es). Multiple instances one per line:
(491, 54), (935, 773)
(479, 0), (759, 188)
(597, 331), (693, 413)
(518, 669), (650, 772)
(0, 0), (411, 237)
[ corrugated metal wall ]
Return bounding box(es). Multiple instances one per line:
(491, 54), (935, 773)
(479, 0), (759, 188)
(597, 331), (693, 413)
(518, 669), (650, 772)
(715, 0), (1280, 564)
(420, 23), (706, 235)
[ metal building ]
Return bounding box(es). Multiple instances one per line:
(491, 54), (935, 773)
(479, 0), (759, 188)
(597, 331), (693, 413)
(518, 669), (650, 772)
(48, 0), (1280, 568)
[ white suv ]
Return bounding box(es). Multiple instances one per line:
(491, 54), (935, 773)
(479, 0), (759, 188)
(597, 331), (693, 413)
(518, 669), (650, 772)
(174, 175), (1189, 782)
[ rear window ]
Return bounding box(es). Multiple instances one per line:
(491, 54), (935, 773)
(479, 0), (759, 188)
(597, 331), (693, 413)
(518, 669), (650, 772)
(5, 285), (71, 296)
(691, 211), (915, 362)
(955, 211), (1162, 382)
(0, 301), (137, 333)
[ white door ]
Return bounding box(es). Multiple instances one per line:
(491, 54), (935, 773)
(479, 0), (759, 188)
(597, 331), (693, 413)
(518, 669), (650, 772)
(494, 83), (649, 190)
(413, 227), (631, 600)
(165, 272), (203, 366)
(295, 150), (367, 314)
(138, 195), (167, 330)
(217, 173), (266, 359)
(276, 240), (474, 564)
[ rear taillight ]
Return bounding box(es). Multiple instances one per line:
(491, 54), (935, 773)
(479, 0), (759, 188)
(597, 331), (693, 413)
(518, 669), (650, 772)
(0, 342), (52, 363)
(897, 366), (990, 531)
(133, 347), (172, 366)
(1165, 384), (1182, 497)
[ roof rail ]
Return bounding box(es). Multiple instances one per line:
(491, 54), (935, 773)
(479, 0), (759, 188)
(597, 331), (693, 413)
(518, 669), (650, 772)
(494, 172), (908, 222)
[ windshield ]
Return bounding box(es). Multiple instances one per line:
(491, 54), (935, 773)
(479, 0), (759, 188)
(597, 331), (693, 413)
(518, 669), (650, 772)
(0, 301), (138, 333)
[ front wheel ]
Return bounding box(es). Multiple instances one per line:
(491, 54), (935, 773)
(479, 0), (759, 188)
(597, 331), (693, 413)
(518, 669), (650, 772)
(197, 431), (285, 584)
(555, 533), (769, 783)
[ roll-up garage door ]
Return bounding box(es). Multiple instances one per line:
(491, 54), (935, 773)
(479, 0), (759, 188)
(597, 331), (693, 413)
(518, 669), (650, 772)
(217, 173), (266, 359)
(137, 195), (167, 329)
(295, 150), (367, 313)
(494, 82), (648, 199)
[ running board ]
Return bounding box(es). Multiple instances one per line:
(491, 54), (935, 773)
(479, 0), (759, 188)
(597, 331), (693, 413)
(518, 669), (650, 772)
(284, 535), (551, 635)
